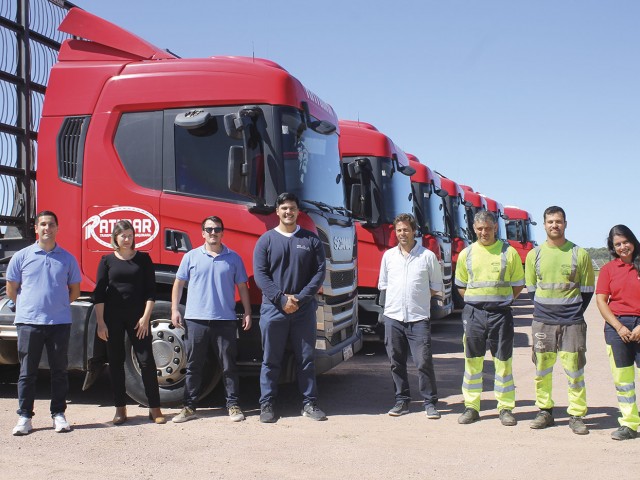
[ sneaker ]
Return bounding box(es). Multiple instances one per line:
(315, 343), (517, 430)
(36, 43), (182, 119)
(260, 403), (276, 423)
(499, 409), (517, 426)
(388, 401), (410, 417)
(12, 416), (32, 436)
(530, 410), (554, 430)
(568, 416), (589, 435)
(52, 413), (71, 433)
(458, 407), (480, 424)
(302, 402), (327, 421)
(172, 407), (197, 423)
(611, 426), (638, 441)
(228, 405), (245, 422)
(425, 404), (441, 419)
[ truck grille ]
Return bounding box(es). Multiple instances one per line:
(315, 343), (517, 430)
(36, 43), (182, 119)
(327, 325), (354, 347)
(330, 270), (354, 290)
(317, 229), (332, 260)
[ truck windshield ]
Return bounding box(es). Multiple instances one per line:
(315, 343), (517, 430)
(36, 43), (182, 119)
(497, 214), (508, 241)
(378, 157), (413, 224)
(506, 220), (524, 242)
(451, 196), (471, 241)
(280, 109), (344, 210)
(526, 221), (537, 245)
(416, 184), (446, 235)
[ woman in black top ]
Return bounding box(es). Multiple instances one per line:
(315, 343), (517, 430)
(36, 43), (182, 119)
(94, 220), (165, 424)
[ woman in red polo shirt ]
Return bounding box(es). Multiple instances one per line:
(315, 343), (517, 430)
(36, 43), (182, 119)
(596, 224), (640, 441)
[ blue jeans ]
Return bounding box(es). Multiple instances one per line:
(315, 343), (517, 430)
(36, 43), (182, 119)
(183, 319), (239, 409)
(259, 302), (317, 406)
(383, 316), (438, 406)
(16, 323), (71, 418)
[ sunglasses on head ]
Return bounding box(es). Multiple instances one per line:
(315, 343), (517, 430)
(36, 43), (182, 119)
(203, 227), (223, 234)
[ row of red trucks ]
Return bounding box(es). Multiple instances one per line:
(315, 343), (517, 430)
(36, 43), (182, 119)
(0, 3), (535, 405)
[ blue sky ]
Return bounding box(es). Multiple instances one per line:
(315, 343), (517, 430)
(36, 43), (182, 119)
(82, 0), (640, 248)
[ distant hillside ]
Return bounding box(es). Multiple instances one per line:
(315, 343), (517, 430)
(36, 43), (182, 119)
(585, 247), (611, 270)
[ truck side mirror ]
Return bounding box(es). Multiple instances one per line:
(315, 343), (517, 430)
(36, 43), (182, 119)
(349, 184), (365, 219)
(309, 120), (336, 135)
(228, 146), (248, 195)
(223, 113), (243, 140)
(175, 110), (210, 129)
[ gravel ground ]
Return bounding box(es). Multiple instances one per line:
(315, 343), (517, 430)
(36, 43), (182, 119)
(1, 297), (639, 479)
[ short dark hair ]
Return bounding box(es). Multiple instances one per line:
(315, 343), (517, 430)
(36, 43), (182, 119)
(393, 213), (417, 231)
(543, 206), (566, 222)
(474, 210), (496, 225)
(201, 216), (224, 230)
(111, 219), (136, 250)
(35, 210), (58, 226)
(276, 192), (300, 208)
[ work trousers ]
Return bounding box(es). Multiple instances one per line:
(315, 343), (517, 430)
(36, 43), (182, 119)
(531, 320), (587, 417)
(183, 319), (240, 409)
(383, 316), (438, 406)
(259, 302), (317, 406)
(461, 305), (515, 412)
(16, 323), (71, 418)
(605, 317), (640, 431)
(106, 308), (160, 408)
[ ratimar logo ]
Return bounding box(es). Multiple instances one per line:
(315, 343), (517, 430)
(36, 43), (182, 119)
(82, 206), (160, 249)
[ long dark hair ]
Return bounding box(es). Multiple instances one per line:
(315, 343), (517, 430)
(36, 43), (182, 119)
(607, 224), (640, 275)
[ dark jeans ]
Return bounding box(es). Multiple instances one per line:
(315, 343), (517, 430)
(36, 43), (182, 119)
(106, 311), (160, 408)
(383, 316), (438, 406)
(605, 316), (640, 368)
(16, 323), (71, 418)
(184, 319), (239, 409)
(259, 302), (317, 406)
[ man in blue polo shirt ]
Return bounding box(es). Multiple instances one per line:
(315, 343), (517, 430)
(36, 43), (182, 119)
(6, 210), (81, 436)
(171, 216), (251, 423)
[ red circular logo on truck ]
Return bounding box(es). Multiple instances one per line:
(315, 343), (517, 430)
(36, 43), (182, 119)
(82, 206), (160, 249)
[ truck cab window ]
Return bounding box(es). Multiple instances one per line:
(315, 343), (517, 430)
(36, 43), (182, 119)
(173, 114), (246, 202)
(114, 111), (163, 190)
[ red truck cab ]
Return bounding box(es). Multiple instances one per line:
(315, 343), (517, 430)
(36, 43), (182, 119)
(504, 206), (537, 265)
(407, 154), (452, 319)
(339, 120), (421, 336)
(1, 8), (361, 406)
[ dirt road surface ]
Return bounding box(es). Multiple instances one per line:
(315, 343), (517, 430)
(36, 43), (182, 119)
(1, 297), (639, 479)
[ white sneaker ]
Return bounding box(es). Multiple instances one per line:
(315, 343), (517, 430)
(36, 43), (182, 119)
(52, 413), (71, 433)
(12, 416), (33, 436)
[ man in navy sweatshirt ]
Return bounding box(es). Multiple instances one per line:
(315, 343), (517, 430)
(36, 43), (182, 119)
(253, 192), (327, 423)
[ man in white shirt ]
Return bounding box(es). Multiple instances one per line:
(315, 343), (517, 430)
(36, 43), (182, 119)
(379, 213), (444, 419)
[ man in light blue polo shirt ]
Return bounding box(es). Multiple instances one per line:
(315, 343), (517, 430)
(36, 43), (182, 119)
(171, 216), (251, 423)
(6, 210), (81, 436)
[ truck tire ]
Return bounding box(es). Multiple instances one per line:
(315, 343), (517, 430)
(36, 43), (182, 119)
(124, 301), (222, 407)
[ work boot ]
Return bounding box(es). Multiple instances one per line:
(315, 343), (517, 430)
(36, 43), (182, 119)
(458, 408), (480, 424)
(568, 416), (589, 435)
(611, 426), (637, 441)
(530, 410), (554, 429)
(499, 409), (517, 426)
